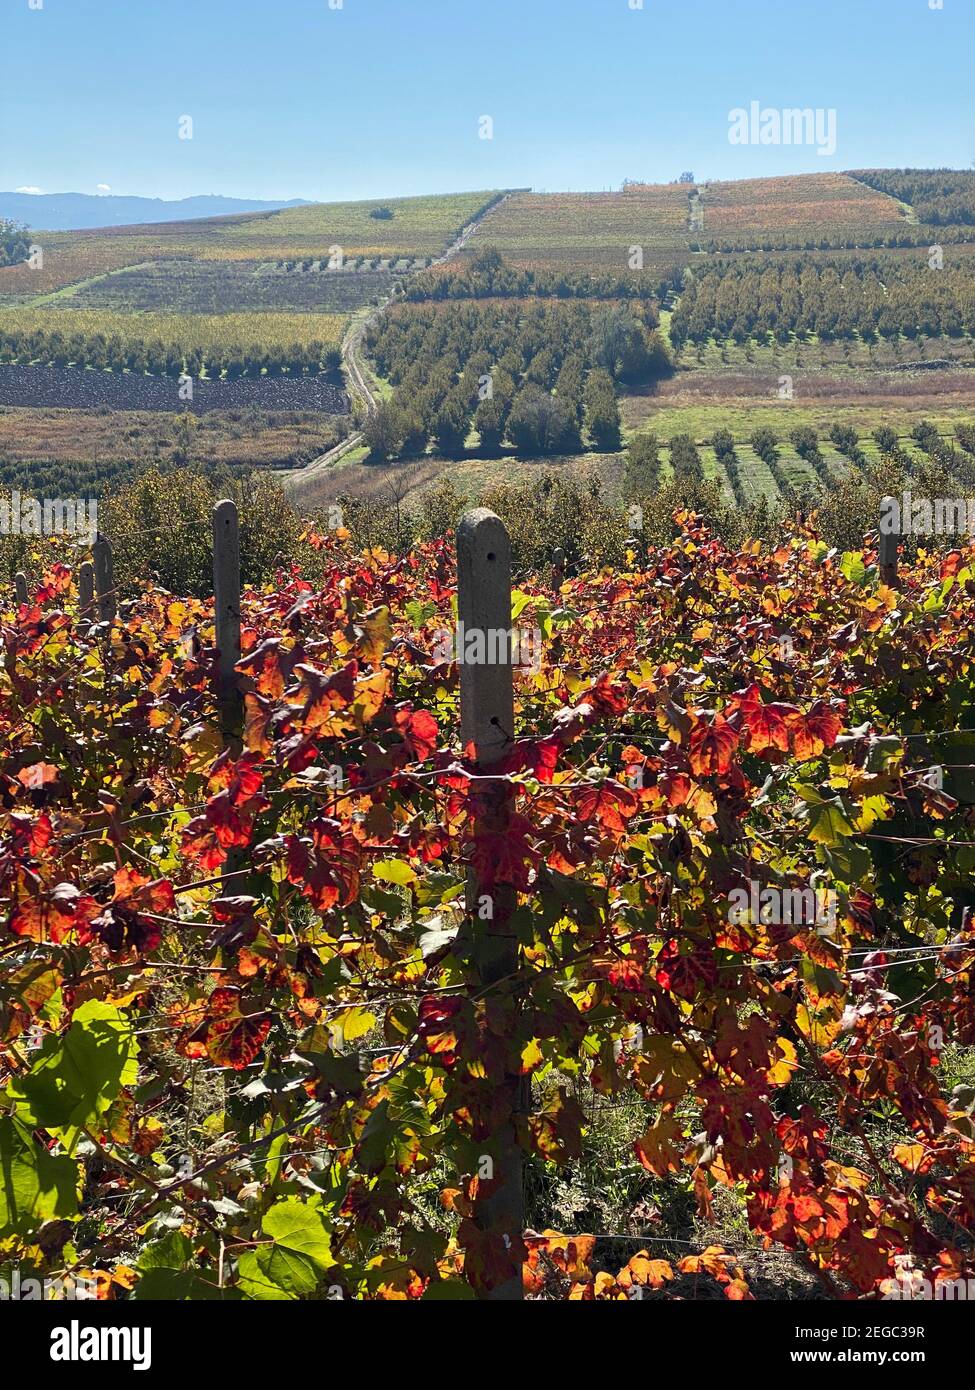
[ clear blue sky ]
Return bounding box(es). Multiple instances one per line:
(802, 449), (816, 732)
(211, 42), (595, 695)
(1, 0), (972, 202)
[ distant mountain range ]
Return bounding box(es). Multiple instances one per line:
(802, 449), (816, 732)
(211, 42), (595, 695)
(0, 192), (311, 231)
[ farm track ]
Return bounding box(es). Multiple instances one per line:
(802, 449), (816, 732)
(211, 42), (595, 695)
(282, 195), (514, 491)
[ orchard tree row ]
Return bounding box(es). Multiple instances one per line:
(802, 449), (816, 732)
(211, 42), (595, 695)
(405, 247), (673, 305)
(618, 418), (975, 524)
(690, 225), (975, 256)
(671, 258), (975, 345)
(0, 326), (342, 379)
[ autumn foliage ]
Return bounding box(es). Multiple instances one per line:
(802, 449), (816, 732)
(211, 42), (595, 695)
(2, 515), (975, 1301)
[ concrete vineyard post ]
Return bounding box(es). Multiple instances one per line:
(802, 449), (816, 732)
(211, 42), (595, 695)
(78, 560), (95, 618)
(14, 572), (28, 606)
(93, 533), (117, 623)
(879, 497), (899, 588)
(212, 499), (242, 747)
(456, 507), (525, 1301)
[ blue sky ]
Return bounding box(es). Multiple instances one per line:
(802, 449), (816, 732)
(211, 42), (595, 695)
(1, 0), (972, 202)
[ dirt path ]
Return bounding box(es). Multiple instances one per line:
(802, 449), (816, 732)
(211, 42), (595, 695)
(282, 194), (512, 492)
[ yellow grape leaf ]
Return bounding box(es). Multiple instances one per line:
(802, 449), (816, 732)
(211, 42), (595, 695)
(618, 1253), (674, 1288)
(766, 1037), (799, 1086)
(372, 858), (418, 888)
(634, 1114), (684, 1176)
(355, 606), (393, 666)
(352, 669), (392, 729)
(333, 1008), (377, 1044)
(892, 1143), (934, 1175)
(520, 1038), (545, 1074)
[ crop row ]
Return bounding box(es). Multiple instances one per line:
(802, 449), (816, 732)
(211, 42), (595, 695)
(0, 363), (348, 414)
(465, 174), (952, 271)
(0, 306), (344, 355)
(67, 260), (394, 316)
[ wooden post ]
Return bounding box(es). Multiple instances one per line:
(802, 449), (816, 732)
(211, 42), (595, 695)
(92, 533), (117, 623)
(879, 496), (899, 588)
(14, 572), (28, 606)
(212, 499), (242, 745)
(456, 508), (524, 1301)
(78, 560), (95, 618)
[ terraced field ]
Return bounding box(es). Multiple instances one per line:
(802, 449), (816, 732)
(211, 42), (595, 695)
(459, 173), (911, 273)
(0, 406), (346, 481)
(0, 304), (346, 357)
(460, 185), (693, 272)
(0, 190), (501, 297)
(0, 234), (170, 301)
(694, 172), (904, 241)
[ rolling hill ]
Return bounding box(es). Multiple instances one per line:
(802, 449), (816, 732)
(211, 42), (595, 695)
(0, 172), (972, 501)
(0, 190), (311, 232)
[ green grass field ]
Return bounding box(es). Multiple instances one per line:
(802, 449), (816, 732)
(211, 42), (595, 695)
(619, 396), (973, 443)
(201, 191), (500, 259)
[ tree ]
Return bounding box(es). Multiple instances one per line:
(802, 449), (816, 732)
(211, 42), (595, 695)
(172, 412), (197, 465)
(507, 385), (580, 456)
(590, 305), (654, 384)
(669, 433), (703, 482)
(751, 427), (779, 464)
(645, 330), (674, 380)
(622, 432), (660, 498)
(712, 428), (735, 460)
(583, 368), (621, 450)
(432, 393), (471, 457)
(0, 219), (30, 268)
(363, 401), (405, 462)
(474, 395), (506, 454)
